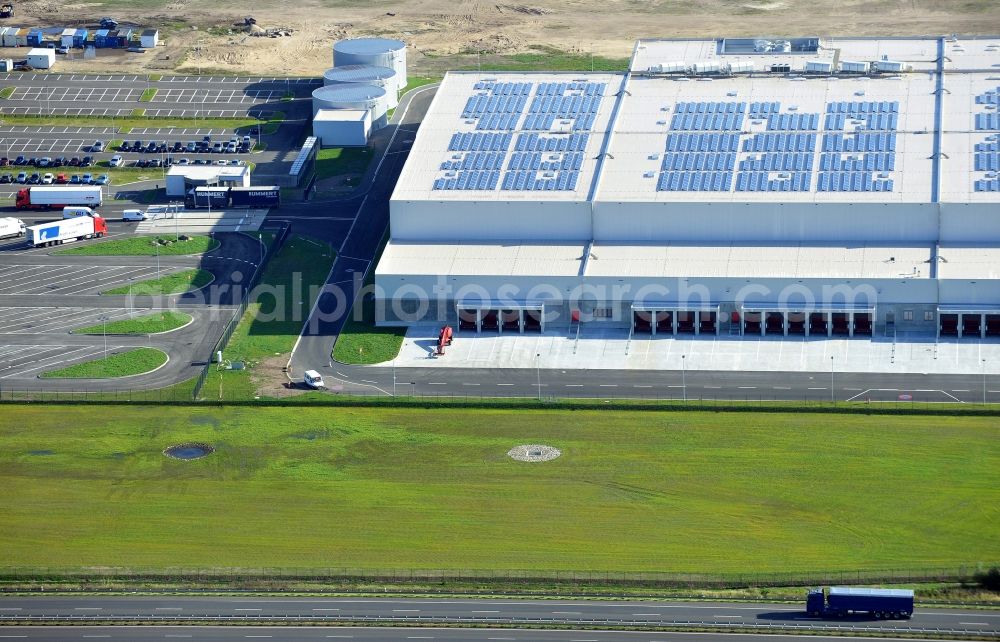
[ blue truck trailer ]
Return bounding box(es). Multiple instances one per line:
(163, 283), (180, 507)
(807, 587), (914, 619)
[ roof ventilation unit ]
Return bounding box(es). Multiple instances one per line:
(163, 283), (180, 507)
(874, 57), (913, 72)
(839, 60), (870, 73)
(648, 61), (687, 73)
(728, 61), (754, 73)
(804, 60), (834, 73)
(692, 60), (721, 74)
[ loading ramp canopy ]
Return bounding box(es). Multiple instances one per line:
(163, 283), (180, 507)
(739, 302), (875, 337)
(456, 300), (545, 333)
(937, 305), (1000, 338)
(631, 302), (720, 335)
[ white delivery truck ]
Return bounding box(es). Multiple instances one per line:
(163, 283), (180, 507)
(63, 206), (96, 219)
(27, 215), (108, 248)
(0, 217), (26, 240)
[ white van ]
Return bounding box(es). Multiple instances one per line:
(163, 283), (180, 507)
(303, 370), (325, 389)
(121, 209), (148, 222)
(62, 206), (95, 219)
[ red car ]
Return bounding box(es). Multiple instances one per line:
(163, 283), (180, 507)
(55, 173), (68, 184)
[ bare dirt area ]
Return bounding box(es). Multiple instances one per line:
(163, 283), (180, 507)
(5, 0), (998, 76)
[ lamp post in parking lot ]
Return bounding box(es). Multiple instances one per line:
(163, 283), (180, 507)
(681, 354), (686, 402)
(100, 316), (108, 360)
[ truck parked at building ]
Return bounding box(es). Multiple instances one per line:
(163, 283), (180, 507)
(807, 587), (914, 619)
(15, 185), (102, 210)
(184, 185), (280, 209)
(27, 214), (107, 248)
(0, 216), (25, 239)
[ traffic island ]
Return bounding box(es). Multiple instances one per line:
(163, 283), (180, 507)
(72, 311), (193, 335)
(54, 235), (220, 256)
(101, 268), (214, 296)
(39, 347), (168, 379)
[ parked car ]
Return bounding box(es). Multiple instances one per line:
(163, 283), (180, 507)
(186, 142), (197, 152)
(212, 142), (223, 153)
(122, 209), (148, 222)
(176, 158), (191, 166)
(119, 141), (131, 151)
(80, 156), (93, 167)
(172, 142), (183, 152)
(52, 156), (66, 167)
(55, 173), (68, 184)
(148, 159), (162, 168)
(68, 157), (81, 166)
(214, 159), (227, 166)
(36, 157), (52, 168)
(126, 46), (146, 54)
(69, 175), (82, 184)
(91, 141), (104, 152)
(27, 173), (41, 184)
(81, 173), (93, 184)
(193, 159), (208, 165)
(0, 157), (9, 167)
(41, 173), (54, 184)
(109, 155), (123, 167)
(94, 174), (111, 186)
(0, 174), (12, 183)
(15, 172), (28, 183)
(135, 159), (149, 168)
(13, 156), (27, 166)
(228, 159), (245, 166)
(202, 135), (212, 143)
(242, 135), (252, 146)
(56, 46), (70, 55)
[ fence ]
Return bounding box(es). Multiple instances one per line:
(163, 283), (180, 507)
(190, 221), (291, 400)
(0, 564), (991, 590)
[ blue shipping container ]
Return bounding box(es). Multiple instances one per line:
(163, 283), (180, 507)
(95, 29), (109, 48)
(27, 29), (43, 46)
(74, 29), (88, 47)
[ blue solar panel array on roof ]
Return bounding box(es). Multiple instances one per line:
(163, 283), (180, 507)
(434, 80), (607, 192)
(973, 88), (1000, 192)
(814, 101), (898, 192)
(657, 102), (745, 192)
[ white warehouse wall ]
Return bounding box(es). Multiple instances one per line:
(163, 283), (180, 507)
(939, 204), (1000, 242)
(592, 202), (940, 243)
(389, 200), (593, 241)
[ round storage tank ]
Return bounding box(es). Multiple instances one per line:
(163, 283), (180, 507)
(311, 83), (389, 130)
(323, 65), (398, 108)
(333, 38), (407, 92)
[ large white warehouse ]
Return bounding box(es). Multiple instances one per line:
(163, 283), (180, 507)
(375, 36), (1000, 339)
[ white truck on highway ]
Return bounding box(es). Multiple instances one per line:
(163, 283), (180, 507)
(0, 217), (26, 240)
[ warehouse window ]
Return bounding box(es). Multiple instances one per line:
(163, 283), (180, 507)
(924, 311), (934, 321)
(903, 310), (913, 321)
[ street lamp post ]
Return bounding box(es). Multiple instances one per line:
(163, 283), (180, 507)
(681, 354), (686, 402)
(128, 278), (134, 318)
(536, 352), (541, 401)
(830, 355), (835, 403)
(155, 241), (160, 279)
(102, 316), (108, 360)
(984, 358), (988, 406)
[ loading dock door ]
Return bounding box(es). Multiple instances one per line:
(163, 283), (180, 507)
(764, 312), (784, 335)
(633, 310), (653, 334)
(524, 308), (544, 333)
(939, 313), (959, 337)
(787, 312), (806, 335)
(744, 311), (762, 335)
(501, 309), (521, 333)
(698, 311), (716, 334)
(854, 312), (872, 335)
(481, 310), (500, 332)
(676, 311), (695, 333)
(458, 308), (479, 332)
(808, 313), (827, 335)
(655, 311), (673, 334)
(831, 312), (850, 335)
(961, 314), (981, 338)
(987, 315), (1000, 337)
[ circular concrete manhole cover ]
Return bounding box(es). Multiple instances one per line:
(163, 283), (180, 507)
(163, 443), (215, 460)
(507, 444), (561, 462)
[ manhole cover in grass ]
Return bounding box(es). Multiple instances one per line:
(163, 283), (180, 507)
(507, 444), (561, 462)
(164, 443), (215, 460)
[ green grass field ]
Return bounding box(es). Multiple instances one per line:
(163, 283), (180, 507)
(333, 293), (405, 364)
(38, 348), (167, 379)
(0, 406), (996, 573)
(314, 147), (373, 181)
(102, 268), (213, 296)
(56, 235), (219, 256)
(73, 311), (192, 335)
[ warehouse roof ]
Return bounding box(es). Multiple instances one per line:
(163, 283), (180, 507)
(375, 240), (585, 277)
(392, 37), (999, 206)
(166, 166), (249, 180)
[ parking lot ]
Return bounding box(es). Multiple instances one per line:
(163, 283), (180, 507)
(0, 305), (155, 334)
(0, 261), (181, 295)
(0, 73), (320, 85)
(0, 342), (130, 381)
(7, 86), (289, 104)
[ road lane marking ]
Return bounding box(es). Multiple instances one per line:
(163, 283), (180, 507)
(960, 622), (989, 625)
(714, 614), (742, 618)
(633, 613), (661, 616)
(772, 386), (791, 389)
(75, 607), (102, 610)
(165, 636), (192, 639)
(155, 607), (182, 610)
(807, 387), (827, 390)
(737, 386), (756, 389)
(393, 609), (421, 612)
(234, 608), (262, 611)
(313, 608), (340, 611)
(552, 611), (582, 614)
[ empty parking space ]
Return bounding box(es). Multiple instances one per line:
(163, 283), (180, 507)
(1, 106), (134, 117)
(0, 136), (93, 154)
(0, 306), (145, 334)
(0, 263), (183, 295)
(153, 88), (286, 104)
(0, 343), (119, 380)
(8, 86), (144, 102)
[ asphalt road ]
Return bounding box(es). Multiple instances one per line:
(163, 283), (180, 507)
(0, 597), (995, 636)
(0, 628), (967, 642)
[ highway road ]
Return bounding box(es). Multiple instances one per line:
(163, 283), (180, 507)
(0, 597), (996, 636)
(0, 628), (970, 641)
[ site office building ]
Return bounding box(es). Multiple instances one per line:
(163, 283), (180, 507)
(376, 37), (1000, 338)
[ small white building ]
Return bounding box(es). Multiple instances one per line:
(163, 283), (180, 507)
(0, 59), (13, 72)
(60, 28), (76, 48)
(140, 29), (159, 49)
(165, 165), (250, 197)
(313, 108), (371, 147)
(26, 48), (55, 70)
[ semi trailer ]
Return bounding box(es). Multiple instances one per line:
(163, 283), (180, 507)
(0, 216), (25, 239)
(27, 214), (107, 247)
(807, 587), (914, 619)
(184, 185), (280, 209)
(15, 185), (103, 210)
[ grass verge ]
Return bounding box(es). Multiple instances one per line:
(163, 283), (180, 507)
(55, 235), (219, 256)
(0, 406), (995, 572)
(38, 348), (167, 379)
(313, 146), (372, 181)
(333, 293), (405, 364)
(139, 87), (158, 102)
(73, 311), (192, 335)
(0, 86), (14, 99)
(102, 268), (213, 296)
(0, 115), (283, 133)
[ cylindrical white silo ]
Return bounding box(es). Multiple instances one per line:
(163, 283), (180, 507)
(323, 65), (398, 108)
(333, 38), (407, 92)
(311, 83), (389, 130)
